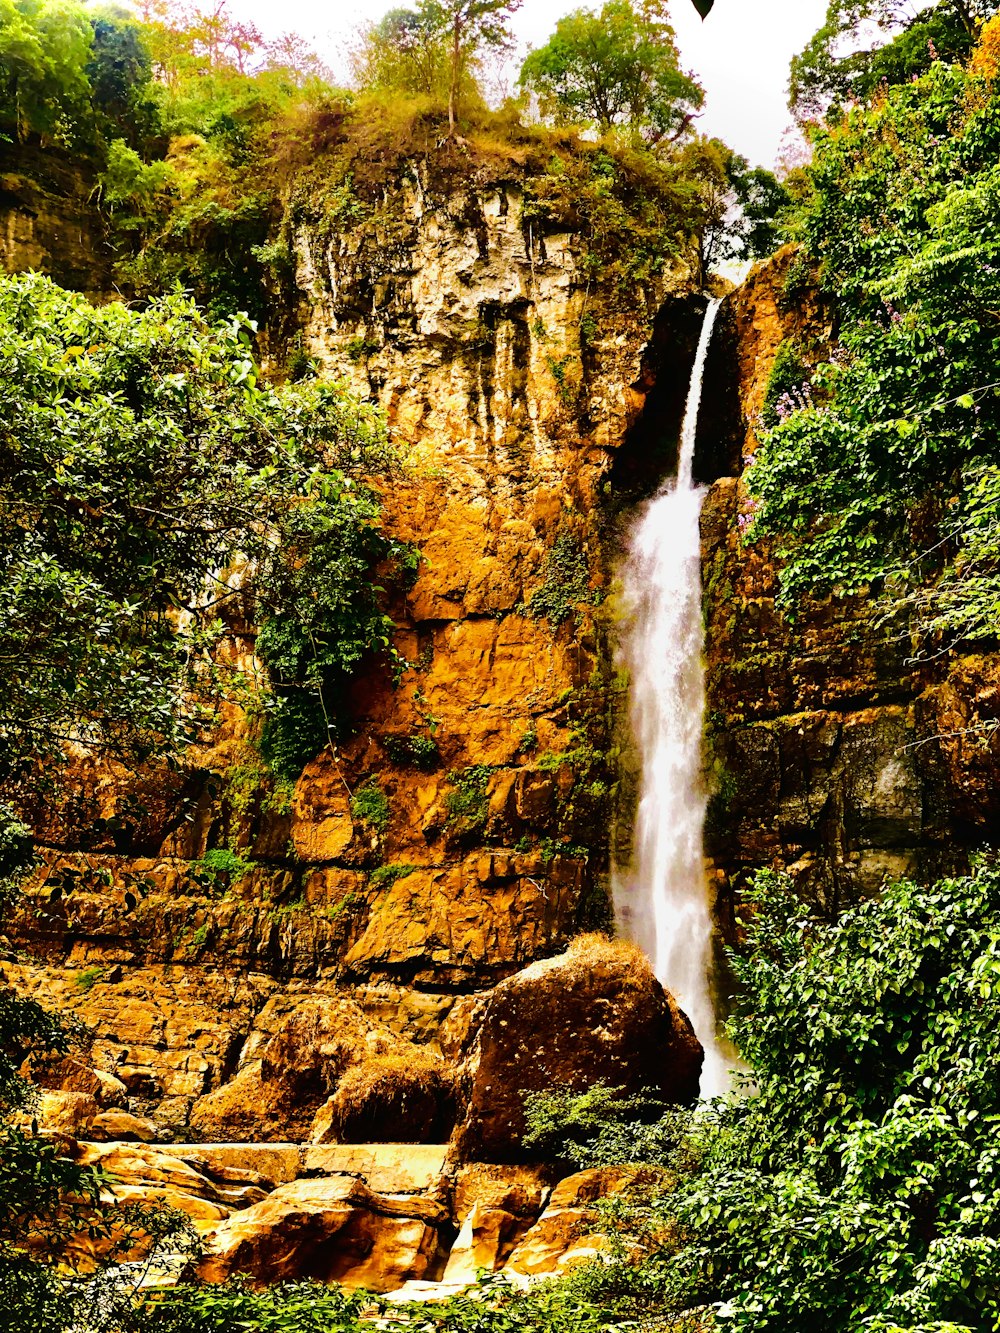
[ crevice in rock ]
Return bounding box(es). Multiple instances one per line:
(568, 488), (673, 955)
(606, 291), (743, 510)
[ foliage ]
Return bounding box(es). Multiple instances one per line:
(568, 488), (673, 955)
(444, 764), (492, 836)
(565, 862), (1000, 1333)
(528, 531), (596, 623)
(350, 779), (390, 835)
(141, 1272), (614, 1333)
(0, 0), (93, 146)
(790, 0), (992, 121)
(414, 0), (523, 133)
(518, 0), (704, 144)
(369, 862), (418, 890)
(688, 138), (790, 271)
(0, 273), (400, 787)
(746, 32), (1000, 635)
(141, 1279), (377, 1333)
(522, 1080), (689, 1171)
(195, 847), (252, 887)
(382, 731), (439, 768)
(350, 5), (481, 112)
(760, 339), (810, 429)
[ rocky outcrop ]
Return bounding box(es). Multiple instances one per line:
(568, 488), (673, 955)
(7, 936), (698, 1151)
(56, 1137), (653, 1294)
(196, 1176), (449, 1291)
(0, 147), (110, 297)
(188, 995), (453, 1144)
(451, 934), (702, 1163)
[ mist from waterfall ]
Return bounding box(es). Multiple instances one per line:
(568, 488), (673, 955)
(612, 299), (731, 1099)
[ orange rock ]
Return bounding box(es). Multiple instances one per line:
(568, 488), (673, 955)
(197, 1176), (447, 1291)
(452, 934), (702, 1163)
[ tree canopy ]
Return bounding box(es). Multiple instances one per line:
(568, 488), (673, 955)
(518, 0), (703, 142)
(747, 18), (1000, 642)
(0, 273), (405, 789)
(790, 0), (996, 120)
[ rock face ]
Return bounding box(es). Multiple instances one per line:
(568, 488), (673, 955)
(57, 1138), (655, 1294)
(0, 146), (109, 296)
(3, 142), (704, 1138)
(188, 996), (454, 1144)
(700, 246), (1000, 919)
(452, 934), (702, 1163)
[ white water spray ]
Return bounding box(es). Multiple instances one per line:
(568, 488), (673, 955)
(613, 299), (731, 1098)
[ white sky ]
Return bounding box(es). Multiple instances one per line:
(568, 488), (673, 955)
(227, 0), (830, 167)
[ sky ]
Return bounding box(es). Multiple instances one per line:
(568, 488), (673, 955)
(226, 0), (830, 168)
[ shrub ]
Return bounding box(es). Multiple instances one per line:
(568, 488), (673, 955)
(522, 1080), (690, 1171)
(350, 780), (390, 835)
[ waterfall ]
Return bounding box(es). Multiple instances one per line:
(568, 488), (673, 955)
(613, 299), (731, 1099)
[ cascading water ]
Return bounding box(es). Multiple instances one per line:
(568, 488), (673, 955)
(612, 299), (731, 1098)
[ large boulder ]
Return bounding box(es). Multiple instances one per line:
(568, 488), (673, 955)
(310, 1048), (455, 1144)
(451, 934), (702, 1162)
(189, 996), (454, 1143)
(196, 1176), (447, 1292)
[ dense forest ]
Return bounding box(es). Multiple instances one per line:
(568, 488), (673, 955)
(4, 0), (1000, 1330)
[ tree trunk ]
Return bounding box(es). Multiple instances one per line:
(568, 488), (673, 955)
(949, 0), (976, 33)
(448, 15), (461, 135)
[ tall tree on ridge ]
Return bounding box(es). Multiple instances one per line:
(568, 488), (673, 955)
(790, 0), (998, 119)
(518, 0), (703, 143)
(415, 0), (522, 134)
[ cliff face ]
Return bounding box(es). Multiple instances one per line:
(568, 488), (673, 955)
(701, 246), (1000, 924)
(0, 147), (109, 297)
(10, 147), (1000, 1143)
(7, 150), (700, 1134)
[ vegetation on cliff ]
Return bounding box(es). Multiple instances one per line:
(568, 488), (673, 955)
(0, 272), (406, 1328)
(748, 13), (1000, 649)
(1, 0), (783, 324)
(0, 272), (403, 785)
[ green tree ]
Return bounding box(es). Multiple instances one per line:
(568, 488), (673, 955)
(414, 0), (522, 134)
(0, 272), (402, 786)
(518, 0), (703, 143)
(0, 0), (93, 144)
(745, 38), (1000, 635)
(87, 5), (161, 148)
(351, 6), (451, 98)
(790, 0), (994, 121)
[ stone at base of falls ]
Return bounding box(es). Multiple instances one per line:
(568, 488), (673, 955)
(61, 1138), (658, 1294)
(187, 996), (454, 1144)
(451, 934), (703, 1163)
(195, 1176), (448, 1292)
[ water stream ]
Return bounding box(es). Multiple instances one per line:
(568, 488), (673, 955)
(612, 299), (731, 1098)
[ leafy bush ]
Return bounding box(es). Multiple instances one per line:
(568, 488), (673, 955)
(350, 780), (389, 835)
(195, 848), (253, 888)
(444, 765), (493, 836)
(528, 532), (596, 624)
(382, 731), (439, 769)
(585, 861), (1000, 1332)
(141, 1272), (612, 1333)
(746, 31), (1000, 641)
(522, 1080), (689, 1171)
(0, 274), (400, 785)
